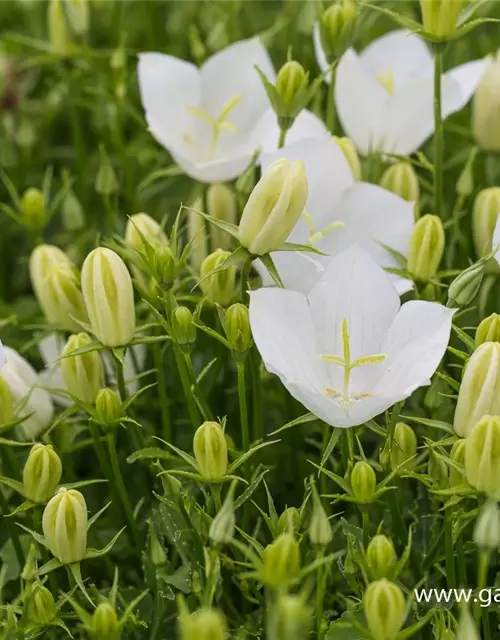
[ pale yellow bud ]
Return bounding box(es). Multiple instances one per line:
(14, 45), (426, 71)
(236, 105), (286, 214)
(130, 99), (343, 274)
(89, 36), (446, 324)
(366, 535), (397, 581)
(407, 214), (445, 283)
(200, 250), (235, 307)
(334, 136), (362, 181)
(47, 0), (72, 55)
(390, 422), (417, 472)
(364, 579), (406, 640)
(23, 444), (62, 504)
(472, 187), (500, 271)
(351, 461), (376, 503)
(125, 213), (168, 251)
(188, 197), (208, 271)
(261, 533), (301, 588)
(474, 500), (500, 550)
(64, 0), (90, 35)
(380, 162), (420, 202)
(61, 333), (103, 404)
(476, 314), (500, 345)
(42, 487), (87, 564)
(465, 415), (500, 497)
(193, 421), (228, 480)
(419, 0), (462, 38)
(179, 607), (227, 640)
(473, 53), (500, 153)
(207, 183), (237, 251)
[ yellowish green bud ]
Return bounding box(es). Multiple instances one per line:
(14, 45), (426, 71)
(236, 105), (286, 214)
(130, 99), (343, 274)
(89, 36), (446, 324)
(47, 0), (72, 55)
(95, 388), (122, 426)
(262, 533), (301, 588)
(454, 342), (500, 437)
(390, 422), (417, 472)
(28, 582), (57, 625)
(200, 249), (235, 306)
(81, 247), (136, 347)
(456, 606), (480, 640)
(334, 136), (361, 181)
(380, 162), (420, 202)
(419, 0), (462, 38)
(171, 306), (197, 346)
(23, 443), (62, 504)
(474, 500), (500, 550)
(428, 448), (449, 489)
(193, 421), (228, 480)
(319, 1), (358, 61)
(238, 158), (308, 256)
(224, 303), (252, 353)
(407, 214), (445, 283)
(21, 544), (39, 582)
(152, 245), (177, 288)
(449, 439), (467, 488)
(366, 535), (397, 581)
(95, 150), (119, 195)
(351, 461), (376, 503)
(473, 53), (500, 153)
(90, 602), (120, 640)
(276, 61), (308, 109)
(476, 314), (500, 346)
(448, 260), (484, 307)
(149, 522), (167, 566)
(20, 187), (46, 229)
(465, 415), (500, 497)
(364, 579), (406, 640)
(207, 183), (237, 251)
(62, 187), (84, 231)
(0, 376), (14, 425)
(64, 0), (90, 36)
(160, 471), (182, 498)
(277, 507), (301, 535)
(209, 487), (235, 545)
(472, 187), (500, 270)
(188, 196), (208, 271)
(275, 594), (312, 640)
(309, 486), (332, 546)
(179, 607), (227, 640)
(125, 213), (168, 251)
(61, 333), (103, 404)
(42, 487), (87, 564)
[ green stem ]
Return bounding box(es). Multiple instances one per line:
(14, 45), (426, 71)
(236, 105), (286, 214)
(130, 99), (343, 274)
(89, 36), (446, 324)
(0, 488), (24, 569)
(173, 345), (200, 430)
(236, 360), (250, 451)
(315, 549), (327, 640)
(114, 351), (145, 450)
(211, 484), (222, 512)
(240, 258), (252, 303)
(278, 127), (287, 149)
(444, 514), (456, 590)
(183, 352), (213, 421)
(361, 508), (369, 549)
(433, 44), (444, 218)
(154, 343), (172, 443)
(250, 348), (263, 442)
(326, 66), (337, 134)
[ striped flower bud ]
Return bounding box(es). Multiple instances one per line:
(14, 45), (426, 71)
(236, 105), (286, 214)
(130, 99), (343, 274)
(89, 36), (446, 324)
(42, 488), (87, 564)
(23, 444), (62, 504)
(61, 333), (103, 404)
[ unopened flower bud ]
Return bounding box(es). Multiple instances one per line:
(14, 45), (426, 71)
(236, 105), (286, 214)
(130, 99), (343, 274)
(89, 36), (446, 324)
(95, 149), (119, 195)
(476, 314), (500, 345)
(472, 187), (500, 270)
(262, 533), (301, 588)
(428, 448), (449, 490)
(407, 214), (445, 282)
(454, 342), (500, 437)
(28, 583), (57, 625)
(90, 602), (120, 640)
(474, 500), (500, 550)
(62, 187), (84, 231)
(47, 0), (72, 55)
(95, 388), (122, 426)
(380, 162), (419, 202)
(334, 136), (361, 181)
(81, 248), (136, 347)
(149, 521), (167, 566)
(21, 544), (38, 582)
(20, 187), (46, 229)
(239, 159), (308, 256)
(419, 0), (462, 38)
(465, 415), (500, 497)
(125, 213), (168, 251)
(23, 444), (62, 504)
(193, 421), (228, 480)
(473, 53), (500, 153)
(200, 250), (235, 306)
(61, 333), (103, 404)
(276, 61), (308, 110)
(179, 607), (227, 640)
(275, 594), (312, 640)
(207, 183), (237, 251)
(309, 484), (332, 546)
(160, 471), (182, 498)
(0, 376), (14, 425)
(364, 579), (406, 640)
(366, 535), (397, 581)
(318, 0), (358, 61)
(224, 303), (252, 354)
(449, 439), (467, 488)
(42, 487), (87, 564)
(209, 486), (235, 545)
(457, 606), (480, 640)
(277, 507), (301, 535)
(448, 260), (484, 307)
(188, 197), (208, 271)
(351, 461), (376, 503)
(64, 0), (89, 36)
(171, 306), (197, 346)
(390, 422), (417, 472)
(152, 245), (176, 288)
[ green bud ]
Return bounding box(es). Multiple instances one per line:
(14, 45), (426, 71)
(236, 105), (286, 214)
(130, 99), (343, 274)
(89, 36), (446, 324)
(152, 245), (177, 288)
(262, 533), (301, 588)
(419, 0), (462, 39)
(454, 343), (500, 437)
(90, 602), (120, 640)
(456, 606), (480, 640)
(351, 461), (376, 503)
(47, 0), (72, 55)
(16, 119), (36, 150)
(428, 448), (449, 490)
(200, 249), (235, 306)
(224, 303), (252, 353)
(476, 314), (500, 345)
(319, 1), (358, 61)
(95, 388), (122, 426)
(390, 422), (417, 472)
(379, 162), (419, 202)
(28, 582), (57, 625)
(473, 54), (500, 153)
(364, 579), (406, 640)
(61, 333), (103, 404)
(125, 213), (168, 251)
(0, 376), (14, 425)
(23, 444), (62, 504)
(179, 606), (227, 640)
(21, 544), (39, 582)
(42, 487), (87, 564)
(95, 151), (119, 196)
(64, 0), (90, 36)
(171, 306), (197, 346)
(275, 594), (313, 640)
(309, 483), (332, 546)
(465, 415), (500, 497)
(62, 187), (84, 231)
(207, 183), (237, 251)
(188, 196), (208, 271)
(448, 260), (484, 307)
(193, 421), (228, 480)
(334, 136), (361, 181)
(209, 486), (235, 545)
(407, 214), (445, 283)
(449, 439), (468, 488)
(160, 471), (182, 498)
(20, 187), (46, 229)
(366, 535), (397, 581)
(472, 187), (500, 271)
(474, 500), (500, 551)
(276, 61), (308, 110)
(149, 521), (167, 566)
(277, 507), (301, 535)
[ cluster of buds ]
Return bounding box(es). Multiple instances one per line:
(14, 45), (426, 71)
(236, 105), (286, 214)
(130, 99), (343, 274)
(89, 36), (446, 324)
(317, 1), (358, 63)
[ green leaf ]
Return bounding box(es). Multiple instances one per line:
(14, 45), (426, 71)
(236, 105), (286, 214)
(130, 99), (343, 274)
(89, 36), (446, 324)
(0, 476), (26, 497)
(85, 527), (125, 559)
(183, 204), (240, 239)
(402, 415), (454, 434)
(62, 479), (108, 491)
(16, 523), (46, 547)
(38, 557), (63, 576)
(259, 253), (284, 288)
(68, 563), (94, 606)
(276, 241), (327, 256)
(87, 501), (112, 530)
(269, 413), (318, 436)
(153, 438), (198, 470)
(319, 428), (342, 472)
(234, 469), (268, 511)
(228, 439), (280, 474)
(309, 461), (352, 495)
(127, 447), (176, 464)
(360, 2), (422, 32)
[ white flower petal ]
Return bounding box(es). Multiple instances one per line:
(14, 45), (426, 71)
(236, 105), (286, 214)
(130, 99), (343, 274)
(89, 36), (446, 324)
(493, 216), (500, 267)
(286, 381), (366, 428)
(38, 335), (71, 406)
(313, 22), (330, 79)
(255, 251), (324, 294)
(170, 150), (253, 183)
(443, 58), (489, 118)
(0, 340), (5, 370)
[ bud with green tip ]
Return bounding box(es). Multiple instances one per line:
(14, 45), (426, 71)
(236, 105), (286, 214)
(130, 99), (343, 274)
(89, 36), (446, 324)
(125, 213), (168, 251)
(447, 260), (485, 307)
(47, 0), (72, 55)
(364, 579), (406, 640)
(454, 342), (500, 437)
(276, 61), (308, 110)
(473, 53), (500, 153)
(207, 183), (237, 251)
(90, 602), (120, 640)
(472, 187), (500, 270)
(275, 593), (312, 640)
(0, 376), (14, 426)
(309, 482), (332, 546)
(81, 247), (136, 347)
(95, 388), (122, 426)
(62, 187), (84, 231)
(449, 439), (467, 488)
(149, 521), (167, 566)
(21, 544), (38, 582)
(465, 415), (500, 497)
(262, 533), (301, 588)
(224, 303), (252, 354)
(200, 249), (235, 306)
(95, 149), (119, 195)
(28, 582), (57, 625)
(20, 187), (46, 229)
(238, 159), (308, 256)
(64, 0), (89, 35)
(428, 448), (449, 490)
(152, 245), (177, 289)
(474, 500), (500, 551)
(366, 535), (397, 581)
(209, 485), (235, 545)
(171, 306), (197, 347)
(179, 606), (227, 640)
(334, 136), (361, 181)
(380, 162), (419, 203)
(23, 443), (62, 504)
(419, 0), (462, 39)
(61, 333), (103, 405)
(188, 196), (208, 271)
(476, 314), (500, 345)
(193, 421), (228, 480)
(351, 461), (376, 503)
(42, 487), (87, 564)
(318, 0), (358, 62)
(390, 422), (417, 472)
(407, 214), (445, 282)
(277, 507), (301, 535)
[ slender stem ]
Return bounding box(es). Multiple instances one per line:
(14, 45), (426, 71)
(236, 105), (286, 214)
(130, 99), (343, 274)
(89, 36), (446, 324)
(475, 550), (491, 639)
(114, 351), (145, 450)
(315, 549), (327, 640)
(326, 66), (337, 134)
(236, 360), (250, 451)
(444, 514), (456, 590)
(240, 258), (252, 303)
(433, 44), (444, 218)
(250, 348), (263, 442)
(0, 489), (24, 569)
(456, 529), (467, 586)
(154, 343), (172, 443)
(183, 352), (213, 421)
(361, 508), (369, 548)
(211, 484), (222, 512)
(173, 345), (199, 430)
(278, 127), (287, 149)
(90, 423), (121, 516)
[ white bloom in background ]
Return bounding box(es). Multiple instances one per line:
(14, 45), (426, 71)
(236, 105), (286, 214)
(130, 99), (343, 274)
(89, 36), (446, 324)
(0, 346), (54, 439)
(314, 29), (487, 156)
(250, 246), (454, 428)
(0, 340), (5, 370)
(258, 137), (414, 294)
(138, 38), (328, 182)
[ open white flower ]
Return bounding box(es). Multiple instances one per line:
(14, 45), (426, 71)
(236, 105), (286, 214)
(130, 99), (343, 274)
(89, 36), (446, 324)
(258, 137), (414, 294)
(138, 38), (328, 182)
(250, 246), (454, 428)
(314, 28), (487, 156)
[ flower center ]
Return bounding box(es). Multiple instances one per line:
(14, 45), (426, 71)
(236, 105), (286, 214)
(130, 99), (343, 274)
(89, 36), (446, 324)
(376, 68), (395, 94)
(320, 318), (386, 410)
(187, 93), (243, 158)
(301, 211), (344, 245)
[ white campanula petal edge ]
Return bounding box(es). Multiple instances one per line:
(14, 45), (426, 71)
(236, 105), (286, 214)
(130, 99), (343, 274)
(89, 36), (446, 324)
(493, 216), (500, 267)
(0, 339), (4, 370)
